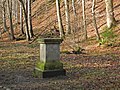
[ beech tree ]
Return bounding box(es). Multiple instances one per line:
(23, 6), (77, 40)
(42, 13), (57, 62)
(64, 0), (71, 35)
(28, 0), (34, 38)
(18, 0), (31, 41)
(14, 0), (18, 24)
(20, 1), (24, 35)
(2, 0), (8, 32)
(92, 0), (100, 40)
(0, 0), (116, 42)
(105, 0), (116, 28)
(82, 0), (87, 40)
(71, 0), (78, 34)
(56, 0), (65, 38)
(7, 0), (15, 40)
(72, 0), (77, 17)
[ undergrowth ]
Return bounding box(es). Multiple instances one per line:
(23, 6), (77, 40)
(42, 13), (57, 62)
(99, 26), (117, 46)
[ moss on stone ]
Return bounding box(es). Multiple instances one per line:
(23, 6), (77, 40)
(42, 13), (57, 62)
(36, 61), (45, 71)
(36, 61), (63, 71)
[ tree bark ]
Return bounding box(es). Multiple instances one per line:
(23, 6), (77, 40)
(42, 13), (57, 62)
(2, 0), (8, 32)
(56, 0), (65, 38)
(20, 2), (24, 35)
(71, 0), (78, 34)
(72, 0), (77, 17)
(64, 0), (71, 35)
(28, 0), (34, 38)
(19, 0), (30, 41)
(15, 0), (18, 24)
(7, 0), (15, 40)
(105, 0), (116, 28)
(82, 0), (87, 40)
(92, 0), (101, 40)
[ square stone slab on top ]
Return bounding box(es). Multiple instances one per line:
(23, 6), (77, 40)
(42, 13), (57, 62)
(37, 38), (63, 44)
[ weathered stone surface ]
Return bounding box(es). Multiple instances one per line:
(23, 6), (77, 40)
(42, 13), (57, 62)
(34, 38), (66, 78)
(37, 38), (63, 44)
(40, 44), (60, 62)
(34, 69), (66, 78)
(35, 61), (63, 71)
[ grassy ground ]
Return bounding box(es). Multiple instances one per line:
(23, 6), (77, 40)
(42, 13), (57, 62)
(0, 41), (120, 90)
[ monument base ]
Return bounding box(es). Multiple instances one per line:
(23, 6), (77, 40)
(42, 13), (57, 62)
(35, 38), (66, 78)
(34, 68), (66, 78)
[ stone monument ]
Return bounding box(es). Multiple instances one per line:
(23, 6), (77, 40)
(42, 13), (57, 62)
(34, 38), (66, 78)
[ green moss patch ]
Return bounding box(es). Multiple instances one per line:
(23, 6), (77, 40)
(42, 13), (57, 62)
(36, 61), (63, 71)
(99, 26), (117, 45)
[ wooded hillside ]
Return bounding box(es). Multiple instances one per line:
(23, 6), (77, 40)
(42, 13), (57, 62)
(0, 0), (120, 89)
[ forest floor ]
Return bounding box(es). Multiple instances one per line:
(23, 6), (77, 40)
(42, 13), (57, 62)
(0, 0), (120, 89)
(0, 41), (120, 90)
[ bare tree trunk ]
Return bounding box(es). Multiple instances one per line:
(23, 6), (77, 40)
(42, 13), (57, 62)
(72, 0), (77, 17)
(25, 0), (28, 13)
(28, 0), (33, 38)
(71, 0), (77, 34)
(19, 0), (30, 41)
(82, 0), (87, 40)
(20, 2), (24, 35)
(7, 0), (15, 40)
(56, 0), (65, 38)
(105, 0), (116, 28)
(12, 0), (18, 28)
(2, 0), (8, 32)
(64, 0), (71, 35)
(15, 0), (18, 24)
(92, 0), (100, 40)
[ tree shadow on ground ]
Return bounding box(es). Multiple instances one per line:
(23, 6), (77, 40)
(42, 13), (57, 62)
(0, 53), (120, 90)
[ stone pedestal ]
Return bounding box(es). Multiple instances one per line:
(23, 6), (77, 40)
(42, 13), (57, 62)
(34, 38), (66, 78)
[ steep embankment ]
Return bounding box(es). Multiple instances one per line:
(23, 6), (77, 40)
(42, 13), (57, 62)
(1, 0), (120, 53)
(30, 0), (120, 54)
